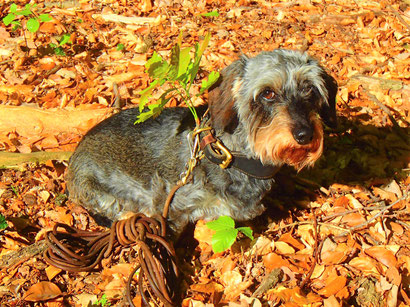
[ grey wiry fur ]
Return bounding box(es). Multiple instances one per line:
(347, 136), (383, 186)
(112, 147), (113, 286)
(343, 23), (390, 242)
(66, 49), (337, 233)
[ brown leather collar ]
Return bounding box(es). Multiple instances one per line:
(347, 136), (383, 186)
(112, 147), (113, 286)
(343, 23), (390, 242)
(199, 131), (281, 180)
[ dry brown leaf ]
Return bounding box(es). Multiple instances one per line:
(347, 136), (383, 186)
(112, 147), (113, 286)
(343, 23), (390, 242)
(23, 281), (62, 302)
(372, 187), (397, 202)
(248, 236), (274, 255)
(317, 275), (347, 297)
(365, 246), (397, 268)
(263, 253), (291, 272)
(73, 293), (98, 306)
(385, 266), (402, 286)
(311, 264), (325, 279)
(275, 241), (295, 255)
(340, 212), (366, 226)
(191, 282), (224, 294)
(278, 233), (305, 250)
(323, 295), (341, 307)
(221, 270), (242, 287)
(349, 256), (381, 275)
(194, 220), (214, 247)
(45, 266), (62, 281)
(345, 194), (363, 209)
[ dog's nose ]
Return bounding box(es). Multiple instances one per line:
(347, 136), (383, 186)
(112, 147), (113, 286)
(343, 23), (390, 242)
(293, 127), (314, 145)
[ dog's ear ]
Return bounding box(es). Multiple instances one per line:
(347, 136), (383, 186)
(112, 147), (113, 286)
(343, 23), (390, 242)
(208, 58), (246, 132)
(319, 71), (338, 129)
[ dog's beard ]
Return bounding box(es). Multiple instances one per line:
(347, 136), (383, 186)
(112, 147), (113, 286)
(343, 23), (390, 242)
(251, 112), (324, 171)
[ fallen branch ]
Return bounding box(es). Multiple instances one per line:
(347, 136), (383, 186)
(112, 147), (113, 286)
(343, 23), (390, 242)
(0, 151), (72, 170)
(0, 105), (112, 138)
(252, 268), (283, 298)
(0, 240), (48, 270)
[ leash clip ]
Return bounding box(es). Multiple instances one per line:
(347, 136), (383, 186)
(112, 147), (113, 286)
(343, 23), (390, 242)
(213, 140), (233, 169)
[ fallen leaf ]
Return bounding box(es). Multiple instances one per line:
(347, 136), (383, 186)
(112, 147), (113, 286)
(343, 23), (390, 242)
(263, 253), (291, 272)
(275, 241), (295, 254)
(45, 266), (62, 281)
(248, 236), (274, 256)
(372, 187), (397, 202)
(317, 275), (347, 297)
(345, 194), (363, 209)
(221, 270), (242, 287)
(349, 256), (381, 275)
(340, 212), (366, 226)
(23, 281), (62, 302)
(279, 233), (305, 250)
(365, 246), (397, 268)
(191, 282), (224, 294)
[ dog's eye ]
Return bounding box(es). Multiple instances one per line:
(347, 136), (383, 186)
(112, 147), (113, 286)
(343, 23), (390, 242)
(260, 89), (275, 102)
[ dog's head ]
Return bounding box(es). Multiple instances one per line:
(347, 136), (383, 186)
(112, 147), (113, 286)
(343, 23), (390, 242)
(208, 49), (338, 170)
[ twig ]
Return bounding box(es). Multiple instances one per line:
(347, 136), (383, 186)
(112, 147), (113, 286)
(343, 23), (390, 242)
(271, 220), (351, 233)
(321, 203), (390, 222)
(300, 210), (320, 289)
(338, 194), (408, 237)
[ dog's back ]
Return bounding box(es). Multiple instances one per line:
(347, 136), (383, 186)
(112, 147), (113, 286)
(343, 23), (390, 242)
(66, 107), (194, 226)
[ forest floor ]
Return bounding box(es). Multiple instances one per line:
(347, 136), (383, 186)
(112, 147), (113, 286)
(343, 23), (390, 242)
(0, 0), (409, 306)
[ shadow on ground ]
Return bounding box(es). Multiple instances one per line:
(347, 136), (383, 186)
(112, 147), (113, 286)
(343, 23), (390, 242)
(252, 116), (409, 231)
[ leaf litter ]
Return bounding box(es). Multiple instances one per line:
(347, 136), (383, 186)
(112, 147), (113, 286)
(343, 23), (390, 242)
(0, 0), (409, 306)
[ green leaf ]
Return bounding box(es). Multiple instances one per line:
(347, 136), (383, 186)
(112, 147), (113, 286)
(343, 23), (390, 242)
(0, 214), (7, 230)
(168, 44), (180, 80)
(201, 10), (219, 17)
(138, 79), (160, 111)
(59, 34), (71, 46)
(39, 14), (52, 22)
(189, 32), (211, 85)
(3, 13), (16, 26)
(207, 215), (235, 231)
(237, 227), (254, 240)
(199, 71), (220, 95)
(177, 46), (192, 81)
(10, 4), (18, 13)
(26, 18), (40, 33)
(146, 52), (169, 79)
(145, 51), (163, 70)
(195, 32), (211, 64)
(135, 102), (165, 123)
(11, 21), (21, 30)
(211, 228), (238, 253)
(20, 5), (33, 17)
(116, 43), (125, 51)
(53, 46), (66, 56)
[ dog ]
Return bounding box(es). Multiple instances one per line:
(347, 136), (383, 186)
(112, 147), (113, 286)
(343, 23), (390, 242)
(66, 49), (337, 234)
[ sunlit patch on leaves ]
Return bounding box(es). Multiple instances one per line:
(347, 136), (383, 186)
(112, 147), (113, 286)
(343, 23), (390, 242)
(206, 216), (254, 253)
(135, 32), (220, 124)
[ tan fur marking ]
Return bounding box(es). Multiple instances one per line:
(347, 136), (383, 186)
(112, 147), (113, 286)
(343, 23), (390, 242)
(252, 107), (323, 170)
(232, 79), (243, 100)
